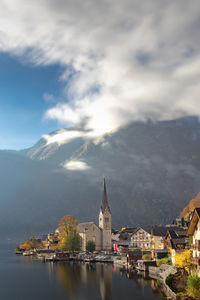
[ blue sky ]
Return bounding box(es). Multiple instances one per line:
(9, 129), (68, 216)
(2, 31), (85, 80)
(0, 1), (200, 150)
(0, 53), (65, 149)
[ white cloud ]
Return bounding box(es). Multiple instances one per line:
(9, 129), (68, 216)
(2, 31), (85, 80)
(63, 160), (91, 171)
(43, 129), (85, 145)
(0, 0), (200, 137)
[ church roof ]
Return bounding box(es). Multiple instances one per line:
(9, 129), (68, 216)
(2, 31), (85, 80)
(77, 222), (98, 233)
(100, 177), (111, 213)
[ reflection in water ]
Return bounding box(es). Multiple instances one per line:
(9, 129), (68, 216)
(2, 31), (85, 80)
(125, 269), (162, 295)
(57, 263), (82, 295)
(46, 262), (163, 300)
(1, 250), (165, 300)
(55, 262), (112, 300)
(54, 263), (113, 300)
(99, 264), (112, 300)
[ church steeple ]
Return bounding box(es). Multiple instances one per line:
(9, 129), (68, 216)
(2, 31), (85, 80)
(100, 177), (111, 213)
(99, 177), (112, 250)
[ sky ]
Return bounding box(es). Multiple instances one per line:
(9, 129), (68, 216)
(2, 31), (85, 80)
(0, 0), (200, 149)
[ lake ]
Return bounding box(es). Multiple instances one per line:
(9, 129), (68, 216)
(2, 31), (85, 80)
(0, 246), (165, 300)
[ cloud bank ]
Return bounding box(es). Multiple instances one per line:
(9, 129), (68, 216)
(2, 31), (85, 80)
(63, 160), (91, 171)
(1, 0), (200, 137)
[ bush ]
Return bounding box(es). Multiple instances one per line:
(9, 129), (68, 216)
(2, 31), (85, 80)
(157, 252), (168, 259)
(166, 274), (176, 292)
(86, 240), (96, 253)
(142, 254), (151, 260)
(187, 274), (200, 299)
(176, 292), (192, 300)
(156, 257), (171, 267)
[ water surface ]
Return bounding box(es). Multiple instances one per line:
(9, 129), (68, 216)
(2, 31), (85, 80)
(0, 246), (164, 300)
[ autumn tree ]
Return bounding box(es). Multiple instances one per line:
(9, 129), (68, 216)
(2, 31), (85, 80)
(19, 240), (34, 251)
(174, 249), (192, 273)
(58, 215), (81, 251)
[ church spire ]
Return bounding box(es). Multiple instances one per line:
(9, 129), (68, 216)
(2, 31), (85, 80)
(100, 177), (111, 213)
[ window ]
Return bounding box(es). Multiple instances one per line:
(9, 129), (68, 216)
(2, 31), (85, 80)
(105, 217), (109, 222)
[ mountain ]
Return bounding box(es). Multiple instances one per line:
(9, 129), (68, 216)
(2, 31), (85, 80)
(21, 127), (87, 164)
(181, 192), (200, 217)
(1, 117), (200, 240)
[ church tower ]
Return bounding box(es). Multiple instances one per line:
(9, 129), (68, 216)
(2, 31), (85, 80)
(99, 177), (112, 250)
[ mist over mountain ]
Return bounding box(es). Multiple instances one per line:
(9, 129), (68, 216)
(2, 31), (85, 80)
(1, 117), (200, 240)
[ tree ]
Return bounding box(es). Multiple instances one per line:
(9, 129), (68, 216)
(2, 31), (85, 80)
(187, 274), (200, 299)
(58, 215), (81, 251)
(142, 254), (151, 261)
(174, 250), (192, 273)
(86, 240), (96, 252)
(19, 240), (34, 251)
(157, 258), (171, 267)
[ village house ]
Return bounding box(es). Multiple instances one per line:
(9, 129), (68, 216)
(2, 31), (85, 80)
(130, 226), (168, 256)
(112, 229), (132, 251)
(131, 227), (153, 250)
(151, 226), (168, 257)
(77, 177), (112, 251)
(165, 227), (188, 252)
(187, 208), (200, 275)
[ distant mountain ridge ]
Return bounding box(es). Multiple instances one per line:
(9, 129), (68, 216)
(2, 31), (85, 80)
(1, 116), (200, 239)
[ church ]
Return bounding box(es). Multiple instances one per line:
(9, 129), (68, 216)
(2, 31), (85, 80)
(77, 178), (112, 251)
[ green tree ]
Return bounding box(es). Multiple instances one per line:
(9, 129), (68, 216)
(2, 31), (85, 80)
(58, 215), (81, 251)
(142, 254), (151, 260)
(157, 257), (171, 267)
(86, 240), (96, 252)
(187, 274), (200, 299)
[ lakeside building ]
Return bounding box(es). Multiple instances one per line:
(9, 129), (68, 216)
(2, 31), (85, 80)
(112, 226), (168, 257)
(131, 227), (153, 250)
(187, 208), (200, 275)
(112, 228), (135, 250)
(130, 226), (168, 255)
(77, 178), (112, 251)
(164, 227), (189, 252)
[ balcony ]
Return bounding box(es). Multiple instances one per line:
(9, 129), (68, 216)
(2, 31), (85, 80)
(191, 257), (200, 265)
(191, 244), (200, 251)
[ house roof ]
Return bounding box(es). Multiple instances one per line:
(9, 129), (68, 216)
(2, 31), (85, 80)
(167, 228), (187, 239)
(77, 222), (99, 233)
(151, 226), (168, 237)
(187, 208), (200, 236)
(170, 238), (187, 249)
(131, 226), (168, 237)
(196, 207), (200, 218)
(131, 226), (152, 236)
(168, 229), (179, 239)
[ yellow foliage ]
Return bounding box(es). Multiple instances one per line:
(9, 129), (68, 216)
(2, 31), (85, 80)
(174, 250), (192, 273)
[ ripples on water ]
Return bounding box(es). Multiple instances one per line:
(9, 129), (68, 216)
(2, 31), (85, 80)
(0, 247), (164, 300)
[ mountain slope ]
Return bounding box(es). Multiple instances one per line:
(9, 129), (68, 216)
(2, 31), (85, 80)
(22, 127), (87, 164)
(181, 192), (200, 217)
(1, 117), (200, 239)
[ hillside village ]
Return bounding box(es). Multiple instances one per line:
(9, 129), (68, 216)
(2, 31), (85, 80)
(16, 178), (200, 299)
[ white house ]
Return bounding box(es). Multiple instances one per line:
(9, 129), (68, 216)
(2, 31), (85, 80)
(187, 208), (200, 275)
